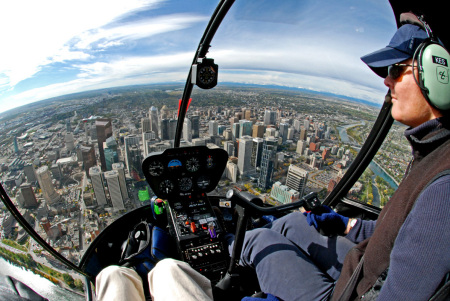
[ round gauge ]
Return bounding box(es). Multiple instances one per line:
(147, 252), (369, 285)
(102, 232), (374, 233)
(179, 177), (193, 192)
(198, 66), (216, 85)
(148, 160), (164, 176)
(186, 157), (200, 172)
(197, 175), (210, 189)
(159, 180), (174, 195)
(206, 155), (215, 169)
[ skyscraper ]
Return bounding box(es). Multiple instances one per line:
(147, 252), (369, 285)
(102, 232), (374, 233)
(279, 123), (289, 143)
(264, 110), (276, 126)
(223, 141), (235, 157)
(149, 106), (160, 138)
(191, 115), (200, 139)
(95, 118), (112, 171)
(124, 134), (140, 175)
(239, 120), (252, 137)
(36, 166), (61, 205)
(183, 118), (192, 142)
(209, 120), (218, 136)
(104, 136), (119, 171)
(23, 164), (37, 183)
(160, 119), (170, 140)
(286, 165), (309, 198)
(65, 132), (75, 152)
(252, 123), (265, 138)
(258, 137), (278, 190)
(251, 138), (264, 169)
(105, 170), (125, 211)
(141, 117), (151, 132)
(232, 123), (240, 141)
(143, 131), (157, 157)
(112, 162), (128, 201)
(19, 183), (38, 208)
(89, 166), (107, 206)
(80, 144), (97, 175)
(237, 136), (253, 175)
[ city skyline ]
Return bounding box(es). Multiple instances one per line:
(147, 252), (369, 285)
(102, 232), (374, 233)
(0, 0), (397, 113)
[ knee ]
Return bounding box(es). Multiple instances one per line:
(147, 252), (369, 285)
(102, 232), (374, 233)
(152, 258), (186, 277)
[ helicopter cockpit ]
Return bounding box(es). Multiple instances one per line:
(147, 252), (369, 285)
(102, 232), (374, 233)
(0, 0), (448, 300)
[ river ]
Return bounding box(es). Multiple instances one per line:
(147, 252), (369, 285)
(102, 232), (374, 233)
(0, 258), (85, 301)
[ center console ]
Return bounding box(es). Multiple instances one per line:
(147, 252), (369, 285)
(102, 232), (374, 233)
(166, 194), (228, 282)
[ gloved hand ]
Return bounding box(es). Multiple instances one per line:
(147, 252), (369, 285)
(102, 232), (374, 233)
(303, 205), (349, 235)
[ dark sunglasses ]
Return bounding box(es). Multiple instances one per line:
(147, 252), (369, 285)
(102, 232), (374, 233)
(387, 63), (414, 80)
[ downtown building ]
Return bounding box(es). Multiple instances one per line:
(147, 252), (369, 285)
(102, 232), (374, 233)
(285, 164), (309, 198)
(237, 136), (253, 175)
(258, 137), (278, 190)
(89, 166), (107, 207)
(36, 166), (61, 205)
(104, 170), (125, 211)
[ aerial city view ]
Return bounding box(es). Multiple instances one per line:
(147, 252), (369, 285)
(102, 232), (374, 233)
(0, 84), (410, 286)
(0, 0), (404, 297)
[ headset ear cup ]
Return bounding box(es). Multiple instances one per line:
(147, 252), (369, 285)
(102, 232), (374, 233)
(419, 42), (450, 110)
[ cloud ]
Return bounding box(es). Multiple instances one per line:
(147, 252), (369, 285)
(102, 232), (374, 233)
(0, 0), (163, 91)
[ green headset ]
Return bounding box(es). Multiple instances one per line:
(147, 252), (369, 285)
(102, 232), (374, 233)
(402, 13), (450, 111)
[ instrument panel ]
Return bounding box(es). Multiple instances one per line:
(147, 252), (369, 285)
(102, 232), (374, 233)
(142, 146), (228, 199)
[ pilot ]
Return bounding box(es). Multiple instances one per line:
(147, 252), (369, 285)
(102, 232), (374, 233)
(96, 19), (450, 301)
(223, 20), (450, 300)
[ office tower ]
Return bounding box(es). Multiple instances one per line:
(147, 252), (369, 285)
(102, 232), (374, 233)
(293, 119), (301, 132)
(19, 183), (38, 208)
(105, 170), (125, 211)
(50, 164), (62, 180)
(258, 137), (277, 190)
(223, 141), (235, 157)
(244, 109), (251, 120)
(66, 120), (72, 132)
(237, 136), (253, 175)
(226, 161), (238, 183)
(104, 136), (119, 171)
(169, 119), (177, 140)
(300, 127), (307, 141)
(149, 106), (160, 138)
(232, 123), (240, 141)
(23, 164), (37, 183)
(36, 166), (61, 205)
(191, 115), (200, 139)
(65, 133), (75, 152)
(81, 144), (97, 175)
(322, 148), (330, 160)
(251, 138), (264, 168)
(112, 162), (128, 200)
(286, 165), (309, 198)
(160, 119), (170, 140)
(141, 117), (151, 132)
(14, 136), (19, 153)
(287, 128), (295, 140)
(270, 181), (300, 204)
(124, 134), (140, 174)
(279, 123), (289, 143)
(160, 105), (169, 120)
(96, 119), (113, 171)
(266, 127), (276, 137)
(304, 119), (310, 131)
(210, 135), (222, 147)
(252, 123), (265, 138)
(218, 125), (227, 136)
(229, 117), (239, 127)
(264, 110), (276, 126)
(143, 131), (157, 157)
(209, 121), (218, 136)
(89, 166), (107, 206)
(183, 118), (192, 142)
(296, 140), (306, 155)
(129, 145), (143, 180)
(239, 120), (252, 137)
(223, 129), (233, 141)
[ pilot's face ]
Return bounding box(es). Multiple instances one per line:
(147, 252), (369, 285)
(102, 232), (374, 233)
(384, 59), (442, 128)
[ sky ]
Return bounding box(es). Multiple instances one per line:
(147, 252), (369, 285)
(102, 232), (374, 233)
(0, 0), (397, 114)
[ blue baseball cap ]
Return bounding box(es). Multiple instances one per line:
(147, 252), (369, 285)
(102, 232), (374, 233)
(361, 24), (428, 78)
